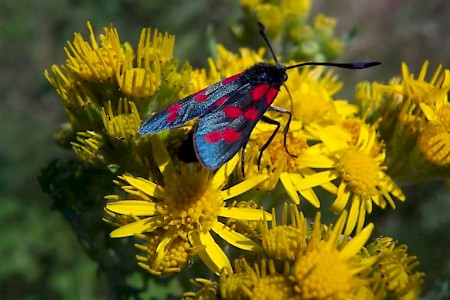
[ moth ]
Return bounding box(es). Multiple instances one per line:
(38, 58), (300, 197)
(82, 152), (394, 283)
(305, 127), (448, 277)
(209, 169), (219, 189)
(139, 22), (380, 169)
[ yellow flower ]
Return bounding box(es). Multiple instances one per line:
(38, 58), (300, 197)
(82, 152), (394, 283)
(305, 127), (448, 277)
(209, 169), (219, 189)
(234, 259), (299, 300)
(356, 61), (450, 180)
(101, 100), (141, 138)
(417, 84), (450, 166)
(298, 123), (405, 234)
(183, 210), (377, 299)
(105, 136), (271, 275)
(71, 130), (105, 166)
(116, 27), (175, 99)
(65, 22), (122, 82)
(261, 203), (307, 260)
(215, 45), (266, 78)
(245, 120), (334, 207)
(293, 211), (376, 299)
(364, 237), (425, 299)
(397, 61), (449, 134)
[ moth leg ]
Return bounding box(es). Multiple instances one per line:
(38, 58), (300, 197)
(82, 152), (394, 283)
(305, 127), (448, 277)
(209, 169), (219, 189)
(240, 140), (249, 178)
(267, 106), (297, 158)
(257, 115), (281, 168)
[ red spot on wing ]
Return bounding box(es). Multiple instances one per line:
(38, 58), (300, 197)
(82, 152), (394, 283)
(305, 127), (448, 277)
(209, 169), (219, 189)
(215, 96), (228, 107)
(244, 108), (259, 121)
(194, 92), (208, 102)
(204, 131), (221, 143)
(224, 106), (243, 119)
(166, 103), (181, 123)
(266, 87), (279, 105)
(251, 84), (270, 101)
(222, 73), (241, 85)
(167, 103), (181, 113)
(222, 128), (241, 143)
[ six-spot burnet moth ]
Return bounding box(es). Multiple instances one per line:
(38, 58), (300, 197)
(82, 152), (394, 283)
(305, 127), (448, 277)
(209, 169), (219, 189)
(139, 22), (380, 170)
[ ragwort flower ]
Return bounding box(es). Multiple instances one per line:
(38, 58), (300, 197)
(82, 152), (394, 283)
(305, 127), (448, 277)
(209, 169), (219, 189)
(105, 136), (271, 275)
(363, 237), (425, 299)
(293, 211), (376, 299)
(260, 203), (307, 260)
(184, 210), (378, 300)
(298, 123), (405, 234)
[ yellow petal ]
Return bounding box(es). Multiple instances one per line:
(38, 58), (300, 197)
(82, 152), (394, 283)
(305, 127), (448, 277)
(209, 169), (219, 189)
(295, 170), (337, 190)
(313, 124), (350, 151)
(110, 216), (163, 238)
(106, 200), (156, 215)
(298, 187), (320, 208)
(356, 203), (367, 233)
(152, 227), (177, 270)
(219, 207), (272, 221)
(325, 210), (348, 250)
(344, 195), (360, 235)
(190, 231), (232, 275)
(212, 222), (261, 251)
(280, 172), (300, 204)
(331, 182), (350, 213)
(297, 153), (335, 168)
(122, 174), (164, 198)
(150, 135), (176, 178)
(221, 174), (268, 200)
(341, 223), (374, 260)
(301, 167), (338, 194)
(212, 153), (239, 188)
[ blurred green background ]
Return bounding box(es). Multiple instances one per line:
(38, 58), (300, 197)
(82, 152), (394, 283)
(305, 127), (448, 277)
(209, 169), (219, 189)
(1, 0), (449, 299)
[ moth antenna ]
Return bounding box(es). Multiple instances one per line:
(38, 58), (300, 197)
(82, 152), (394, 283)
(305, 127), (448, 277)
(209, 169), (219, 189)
(286, 61), (381, 70)
(258, 22), (282, 67)
(282, 83), (296, 158)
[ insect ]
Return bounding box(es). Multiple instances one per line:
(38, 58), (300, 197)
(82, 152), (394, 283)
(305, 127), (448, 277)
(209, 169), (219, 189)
(139, 22), (380, 170)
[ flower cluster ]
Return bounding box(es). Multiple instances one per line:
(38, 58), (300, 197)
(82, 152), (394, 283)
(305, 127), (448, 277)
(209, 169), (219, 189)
(42, 4), (440, 297)
(355, 61), (450, 182)
(236, 0), (344, 62)
(183, 205), (424, 299)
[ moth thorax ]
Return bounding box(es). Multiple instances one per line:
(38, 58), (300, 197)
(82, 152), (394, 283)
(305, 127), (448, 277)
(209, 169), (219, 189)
(245, 62), (287, 87)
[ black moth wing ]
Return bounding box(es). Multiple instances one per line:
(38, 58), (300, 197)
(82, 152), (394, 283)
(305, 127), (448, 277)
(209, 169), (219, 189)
(139, 76), (243, 134)
(193, 63), (287, 169)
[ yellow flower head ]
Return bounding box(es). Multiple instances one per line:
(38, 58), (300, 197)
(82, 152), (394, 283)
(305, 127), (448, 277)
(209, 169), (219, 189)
(394, 61), (449, 136)
(238, 259), (298, 300)
(245, 118), (341, 207)
(293, 211), (376, 299)
(101, 100), (141, 139)
(261, 203), (307, 260)
(298, 122), (405, 234)
(105, 136), (271, 274)
(364, 237), (425, 299)
(417, 80), (450, 166)
(71, 130), (105, 166)
(184, 211), (377, 299)
(65, 22), (122, 82)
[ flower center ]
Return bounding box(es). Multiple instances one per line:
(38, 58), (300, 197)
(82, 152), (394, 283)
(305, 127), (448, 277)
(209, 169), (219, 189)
(336, 149), (380, 196)
(137, 234), (191, 275)
(161, 167), (223, 232)
(294, 248), (352, 299)
(256, 132), (307, 172)
(262, 225), (305, 260)
(251, 275), (297, 300)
